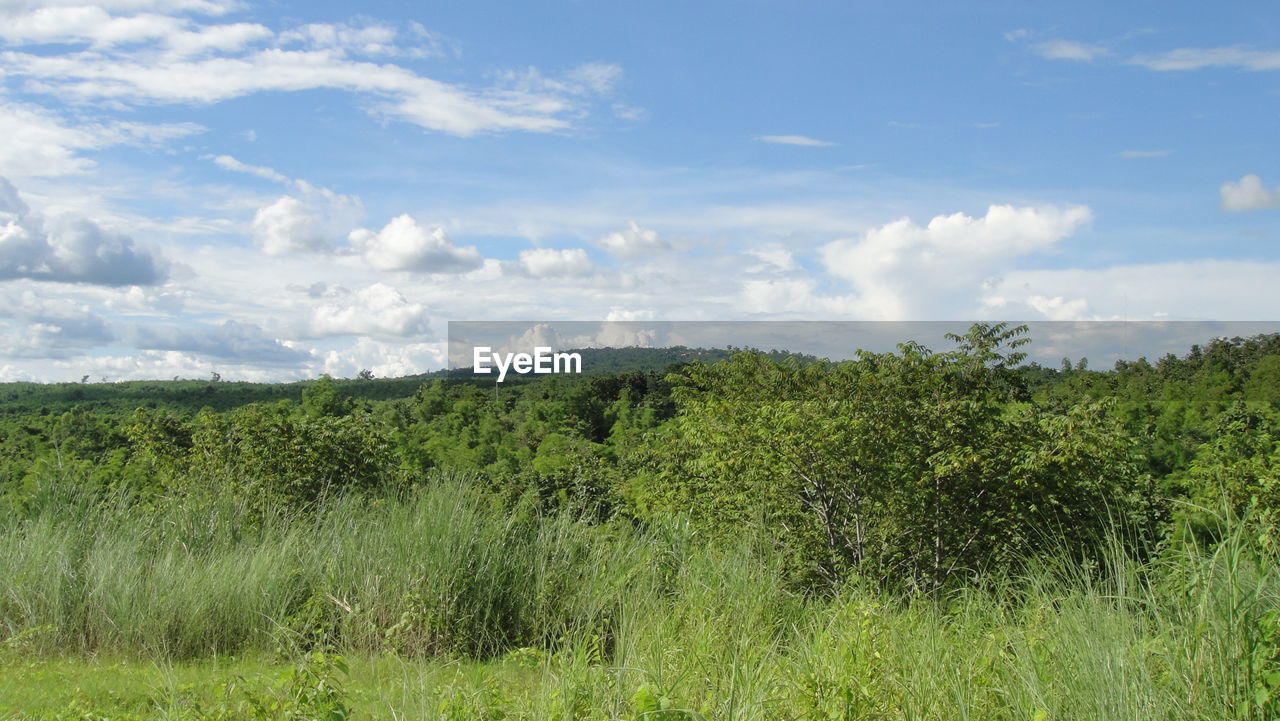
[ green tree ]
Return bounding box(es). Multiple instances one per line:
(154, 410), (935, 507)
(653, 323), (1142, 591)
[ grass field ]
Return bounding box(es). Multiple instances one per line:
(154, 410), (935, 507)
(2, 472), (1277, 720)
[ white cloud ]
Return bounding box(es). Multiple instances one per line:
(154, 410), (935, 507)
(0, 3), (270, 57)
(0, 1), (238, 16)
(250, 180), (362, 256)
(103, 284), (187, 315)
(0, 100), (202, 178)
(1130, 46), (1280, 72)
(252, 197), (326, 255)
(1220, 174), (1280, 212)
(309, 283), (432, 338)
(0, 176), (168, 285)
(596, 221), (669, 259)
(819, 204), (1093, 319)
(39, 348), (304, 384)
(276, 21), (453, 59)
(348, 214), (483, 273)
(754, 134), (835, 147)
(278, 22), (398, 56)
(165, 21), (270, 55)
(1032, 40), (1109, 61)
(0, 103), (98, 177)
(212, 153), (289, 183)
(604, 308), (655, 321)
(744, 246), (798, 272)
(219, 155), (364, 256)
(319, 337), (444, 379)
(516, 247), (594, 278)
(1026, 295), (1091, 321)
(467, 322), (659, 360)
(0, 6), (182, 46)
(593, 321), (658, 348)
(985, 261), (1280, 320)
(0, 7), (620, 137)
(740, 277), (826, 316)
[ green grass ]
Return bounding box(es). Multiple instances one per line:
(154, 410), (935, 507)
(2, 472), (1277, 720)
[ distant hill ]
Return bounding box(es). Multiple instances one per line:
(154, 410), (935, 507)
(0, 375), (435, 417)
(0, 345), (813, 417)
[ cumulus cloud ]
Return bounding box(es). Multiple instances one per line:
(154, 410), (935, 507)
(319, 337), (444, 379)
(309, 283), (432, 338)
(754, 134), (834, 147)
(0, 176), (167, 285)
(515, 247), (594, 278)
(254, 197), (332, 255)
(1220, 174), (1280, 212)
(596, 221), (669, 259)
(214, 154), (365, 255)
(819, 204), (1093, 319)
(1026, 295), (1092, 321)
(249, 179), (363, 255)
(348, 214), (482, 273)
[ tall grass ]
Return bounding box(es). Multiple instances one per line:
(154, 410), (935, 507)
(2, 469), (1277, 719)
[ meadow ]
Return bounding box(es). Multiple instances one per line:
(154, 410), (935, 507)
(2, 471), (1278, 720)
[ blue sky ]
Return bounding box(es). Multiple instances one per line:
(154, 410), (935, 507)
(0, 0), (1277, 380)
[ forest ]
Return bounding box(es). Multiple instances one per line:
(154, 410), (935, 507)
(2, 323), (1279, 720)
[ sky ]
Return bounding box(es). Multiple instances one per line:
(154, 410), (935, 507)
(0, 0), (1277, 381)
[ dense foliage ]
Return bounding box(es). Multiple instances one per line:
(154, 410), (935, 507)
(3, 325), (1278, 582)
(3, 324), (1280, 717)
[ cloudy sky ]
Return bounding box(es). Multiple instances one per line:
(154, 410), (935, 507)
(0, 0), (1277, 381)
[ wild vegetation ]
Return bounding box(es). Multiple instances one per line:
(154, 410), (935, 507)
(2, 323), (1279, 719)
